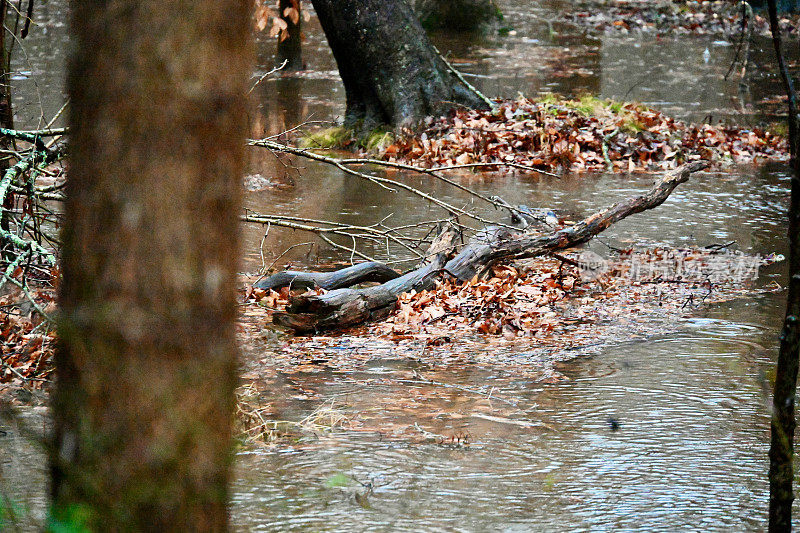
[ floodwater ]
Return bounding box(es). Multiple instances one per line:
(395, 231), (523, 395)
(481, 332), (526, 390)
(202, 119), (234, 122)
(0, 0), (795, 530)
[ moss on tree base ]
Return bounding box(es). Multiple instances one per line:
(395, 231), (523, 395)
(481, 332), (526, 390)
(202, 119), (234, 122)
(299, 126), (394, 152)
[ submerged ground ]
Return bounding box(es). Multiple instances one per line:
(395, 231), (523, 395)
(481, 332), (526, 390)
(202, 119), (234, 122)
(1, 0), (798, 530)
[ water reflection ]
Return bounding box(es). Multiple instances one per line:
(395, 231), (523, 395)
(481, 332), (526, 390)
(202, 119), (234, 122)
(231, 310), (779, 531)
(0, 0), (795, 530)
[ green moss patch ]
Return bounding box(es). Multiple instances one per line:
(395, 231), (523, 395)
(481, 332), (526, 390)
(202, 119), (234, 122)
(299, 127), (354, 149)
(299, 126), (394, 153)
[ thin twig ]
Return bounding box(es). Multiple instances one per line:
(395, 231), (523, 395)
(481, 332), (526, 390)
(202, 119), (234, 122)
(431, 44), (495, 110)
(249, 138), (520, 230)
(263, 241), (315, 274)
(248, 59), (288, 95)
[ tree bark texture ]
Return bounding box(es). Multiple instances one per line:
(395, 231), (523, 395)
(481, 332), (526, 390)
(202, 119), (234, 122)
(255, 261), (399, 291)
(0, 0), (13, 136)
(767, 0), (800, 529)
(51, 0), (251, 529)
(413, 0), (501, 31)
(310, 0), (489, 130)
(277, 0), (304, 70)
(770, 164), (800, 533)
(0, 0), (16, 258)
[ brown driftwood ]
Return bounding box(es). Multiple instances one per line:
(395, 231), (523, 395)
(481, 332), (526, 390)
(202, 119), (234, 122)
(274, 161), (709, 332)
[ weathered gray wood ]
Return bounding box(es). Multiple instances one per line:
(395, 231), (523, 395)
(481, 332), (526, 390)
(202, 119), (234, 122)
(444, 160), (711, 279)
(273, 221), (460, 331)
(255, 261), (400, 291)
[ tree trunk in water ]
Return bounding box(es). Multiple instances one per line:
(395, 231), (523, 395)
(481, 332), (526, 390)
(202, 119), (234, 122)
(277, 0), (303, 70)
(413, 0), (501, 31)
(310, 0), (489, 130)
(51, 0), (251, 529)
(770, 167), (800, 533)
(767, 0), (800, 530)
(0, 0), (15, 258)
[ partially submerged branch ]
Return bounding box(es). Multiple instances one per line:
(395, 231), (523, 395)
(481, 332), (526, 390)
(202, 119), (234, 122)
(271, 161), (709, 332)
(273, 221), (461, 330)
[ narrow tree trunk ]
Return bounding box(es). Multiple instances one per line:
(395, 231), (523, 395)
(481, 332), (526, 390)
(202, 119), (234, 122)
(0, 0), (13, 136)
(310, 0), (489, 130)
(51, 0), (251, 529)
(767, 0), (800, 529)
(770, 175), (800, 532)
(413, 0), (501, 31)
(0, 0), (16, 259)
(277, 0), (303, 70)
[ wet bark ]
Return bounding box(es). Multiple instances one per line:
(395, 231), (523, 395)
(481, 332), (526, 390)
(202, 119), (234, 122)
(277, 0), (303, 70)
(310, 0), (489, 130)
(255, 261), (399, 291)
(767, 0), (800, 529)
(51, 0), (251, 529)
(413, 0), (501, 31)
(274, 162), (708, 332)
(274, 221), (460, 331)
(0, 0), (16, 259)
(0, 1), (13, 139)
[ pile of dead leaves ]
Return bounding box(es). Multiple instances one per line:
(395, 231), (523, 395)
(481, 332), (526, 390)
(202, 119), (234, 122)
(0, 289), (56, 393)
(385, 264), (575, 341)
(367, 248), (780, 342)
(249, 247), (781, 352)
(563, 0), (798, 36)
(379, 95), (786, 173)
(234, 246), (783, 447)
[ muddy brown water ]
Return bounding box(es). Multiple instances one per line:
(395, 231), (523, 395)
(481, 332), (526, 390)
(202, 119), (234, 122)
(0, 0), (796, 530)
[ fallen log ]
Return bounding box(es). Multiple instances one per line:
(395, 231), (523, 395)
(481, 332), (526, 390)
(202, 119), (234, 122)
(255, 261), (400, 291)
(273, 222), (460, 330)
(274, 161), (709, 332)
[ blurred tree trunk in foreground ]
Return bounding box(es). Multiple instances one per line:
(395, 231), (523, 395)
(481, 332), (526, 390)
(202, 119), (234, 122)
(50, 0), (251, 529)
(277, 0), (304, 70)
(311, 0), (489, 130)
(413, 0), (501, 31)
(767, 0), (800, 530)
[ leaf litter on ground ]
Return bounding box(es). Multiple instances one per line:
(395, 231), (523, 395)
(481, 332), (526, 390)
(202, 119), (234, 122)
(2, 84), (791, 442)
(0, 286), (56, 402)
(0, 245), (783, 444)
(377, 95), (786, 173)
(234, 245), (783, 445)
